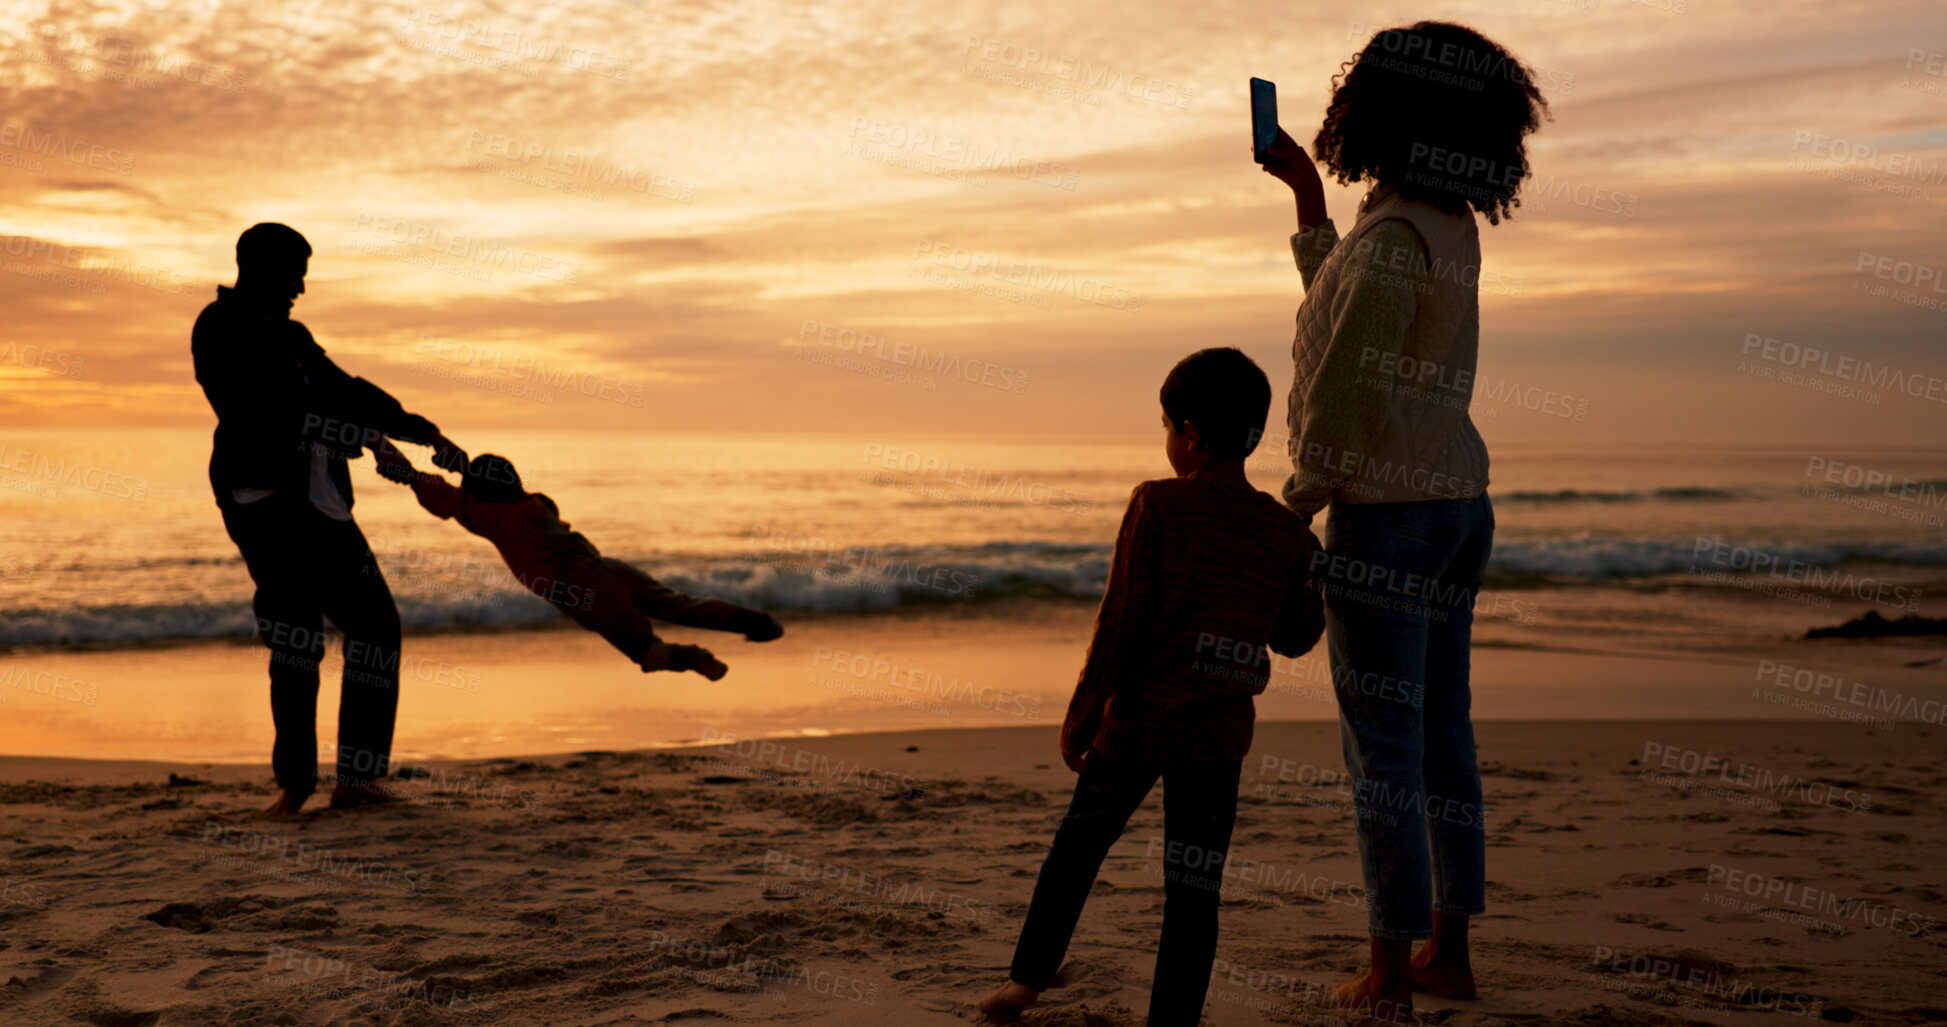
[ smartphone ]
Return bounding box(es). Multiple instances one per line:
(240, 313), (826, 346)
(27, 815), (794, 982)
(1250, 77), (1278, 163)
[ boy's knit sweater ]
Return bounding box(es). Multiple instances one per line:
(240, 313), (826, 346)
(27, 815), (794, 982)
(1060, 472), (1318, 767)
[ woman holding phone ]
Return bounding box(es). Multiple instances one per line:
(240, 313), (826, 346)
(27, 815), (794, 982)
(1259, 20), (1549, 1022)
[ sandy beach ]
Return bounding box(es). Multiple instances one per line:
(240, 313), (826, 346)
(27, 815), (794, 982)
(1, 717), (1940, 1026)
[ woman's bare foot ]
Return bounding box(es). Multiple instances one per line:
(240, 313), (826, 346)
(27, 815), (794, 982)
(260, 790), (310, 817)
(329, 781), (400, 810)
(976, 980), (1039, 1021)
(1335, 936), (1414, 1022)
(1332, 971), (1414, 1022)
(1409, 911), (1476, 999)
(1407, 955), (1475, 1000)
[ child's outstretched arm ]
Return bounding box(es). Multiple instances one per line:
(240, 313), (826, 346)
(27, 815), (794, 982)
(369, 437), (464, 519)
(370, 437), (417, 484)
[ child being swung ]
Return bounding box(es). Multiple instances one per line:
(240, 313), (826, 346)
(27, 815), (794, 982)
(372, 440), (783, 678)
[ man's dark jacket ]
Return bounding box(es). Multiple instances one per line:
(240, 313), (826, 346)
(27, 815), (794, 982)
(192, 285), (439, 508)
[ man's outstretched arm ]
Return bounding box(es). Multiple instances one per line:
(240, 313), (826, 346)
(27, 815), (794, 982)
(293, 325), (468, 470)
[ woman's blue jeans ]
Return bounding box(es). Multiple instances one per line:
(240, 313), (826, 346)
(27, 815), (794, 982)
(1319, 493), (1494, 939)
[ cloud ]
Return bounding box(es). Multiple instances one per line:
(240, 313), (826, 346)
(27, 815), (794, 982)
(0, 0), (1939, 443)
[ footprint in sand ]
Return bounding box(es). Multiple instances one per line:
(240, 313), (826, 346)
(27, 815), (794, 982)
(73, 1007), (161, 1027)
(141, 894), (282, 933)
(1, 964), (77, 996)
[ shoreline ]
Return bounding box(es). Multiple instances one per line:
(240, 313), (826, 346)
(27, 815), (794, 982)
(5, 612), (1944, 766)
(0, 714), (1931, 780)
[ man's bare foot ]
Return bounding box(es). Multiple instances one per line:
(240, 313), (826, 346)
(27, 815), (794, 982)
(976, 980), (1039, 1020)
(261, 790), (310, 817)
(1408, 948), (1476, 999)
(1333, 970), (1414, 1023)
(329, 781), (399, 810)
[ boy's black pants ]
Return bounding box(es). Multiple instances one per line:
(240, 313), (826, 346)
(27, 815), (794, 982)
(1009, 753), (1242, 1027)
(218, 491), (401, 798)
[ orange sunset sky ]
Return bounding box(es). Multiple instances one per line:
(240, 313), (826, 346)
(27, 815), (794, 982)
(2, 0), (1943, 445)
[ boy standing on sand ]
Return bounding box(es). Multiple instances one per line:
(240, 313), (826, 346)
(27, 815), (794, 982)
(979, 348), (1323, 1026)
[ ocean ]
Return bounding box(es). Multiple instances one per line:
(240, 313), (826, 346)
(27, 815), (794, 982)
(3, 428), (1944, 657)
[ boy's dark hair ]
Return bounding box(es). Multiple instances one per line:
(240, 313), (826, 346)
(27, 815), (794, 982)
(1160, 348), (1272, 460)
(463, 453), (525, 503)
(1313, 21), (1550, 225)
(236, 222), (311, 268)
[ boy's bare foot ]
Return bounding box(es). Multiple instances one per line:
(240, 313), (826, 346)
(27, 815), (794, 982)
(976, 980), (1039, 1020)
(740, 612), (784, 642)
(260, 790), (310, 817)
(329, 781), (400, 810)
(1332, 973), (1415, 1022)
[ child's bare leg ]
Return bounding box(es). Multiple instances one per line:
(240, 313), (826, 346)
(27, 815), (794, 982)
(563, 571), (736, 679)
(600, 558), (782, 640)
(555, 578), (725, 675)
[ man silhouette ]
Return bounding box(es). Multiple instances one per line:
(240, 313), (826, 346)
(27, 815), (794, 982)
(193, 222), (467, 816)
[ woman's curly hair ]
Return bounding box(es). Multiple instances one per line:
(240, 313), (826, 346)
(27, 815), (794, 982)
(1313, 21), (1550, 225)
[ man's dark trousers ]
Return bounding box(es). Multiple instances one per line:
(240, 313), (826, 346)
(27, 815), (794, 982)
(218, 490), (401, 797)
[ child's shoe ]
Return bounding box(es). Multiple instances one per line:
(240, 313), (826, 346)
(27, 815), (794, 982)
(639, 642), (728, 681)
(738, 611), (785, 642)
